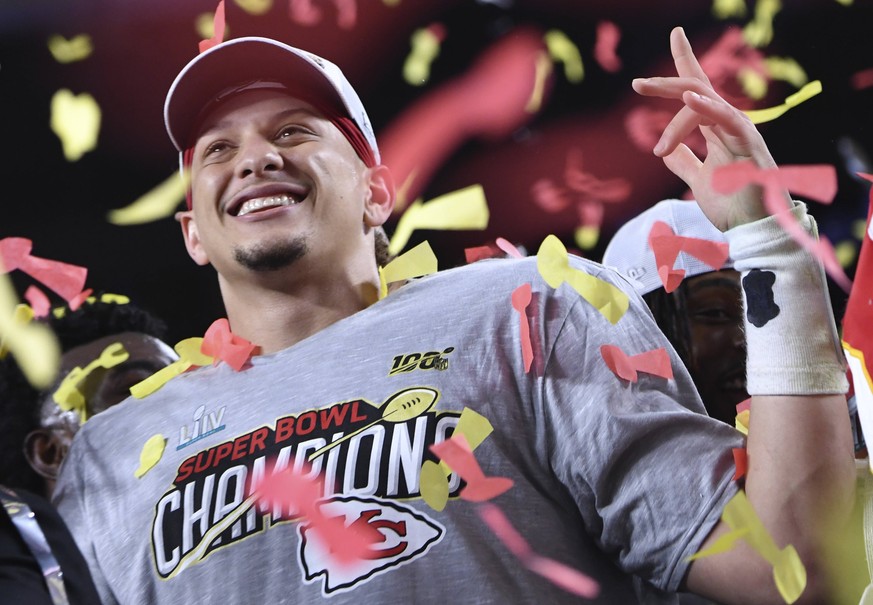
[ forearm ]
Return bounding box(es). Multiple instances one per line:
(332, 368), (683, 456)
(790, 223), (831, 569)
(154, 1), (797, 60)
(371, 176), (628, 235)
(688, 205), (855, 604)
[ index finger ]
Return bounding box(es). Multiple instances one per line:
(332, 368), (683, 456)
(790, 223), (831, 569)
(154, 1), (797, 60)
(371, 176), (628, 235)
(670, 26), (711, 85)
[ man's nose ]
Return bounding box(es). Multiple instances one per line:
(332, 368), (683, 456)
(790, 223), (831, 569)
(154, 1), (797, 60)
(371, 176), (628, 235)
(235, 138), (284, 178)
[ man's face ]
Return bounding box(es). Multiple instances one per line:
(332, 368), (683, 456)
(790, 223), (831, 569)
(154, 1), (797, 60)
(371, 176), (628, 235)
(28, 332), (177, 495)
(683, 269), (748, 425)
(180, 89), (386, 284)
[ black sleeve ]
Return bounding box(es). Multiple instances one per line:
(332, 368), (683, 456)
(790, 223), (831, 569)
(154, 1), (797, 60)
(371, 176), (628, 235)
(0, 487), (102, 605)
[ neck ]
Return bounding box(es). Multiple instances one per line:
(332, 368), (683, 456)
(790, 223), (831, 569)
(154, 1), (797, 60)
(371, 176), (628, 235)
(218, 269), (380, 354)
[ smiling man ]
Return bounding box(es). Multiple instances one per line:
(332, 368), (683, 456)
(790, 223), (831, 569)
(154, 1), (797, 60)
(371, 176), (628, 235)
(54, 32), (854, 605)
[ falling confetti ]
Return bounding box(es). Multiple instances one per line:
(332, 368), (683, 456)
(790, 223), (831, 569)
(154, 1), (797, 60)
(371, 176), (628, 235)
(50, 89), (101, 162)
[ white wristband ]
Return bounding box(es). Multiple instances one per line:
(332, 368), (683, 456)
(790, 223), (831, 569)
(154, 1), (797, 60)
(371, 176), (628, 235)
(724, 201), (847, 396)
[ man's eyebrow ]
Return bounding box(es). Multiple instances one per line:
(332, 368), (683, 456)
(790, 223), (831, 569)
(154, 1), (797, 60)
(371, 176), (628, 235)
(198, 107), (321, 140)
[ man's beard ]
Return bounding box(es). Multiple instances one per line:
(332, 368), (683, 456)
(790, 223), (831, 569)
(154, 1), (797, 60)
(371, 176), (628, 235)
(233, 236), (309, 272)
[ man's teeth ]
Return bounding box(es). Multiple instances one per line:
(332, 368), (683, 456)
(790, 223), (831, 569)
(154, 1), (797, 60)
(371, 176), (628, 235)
(237, 194), (299, 216)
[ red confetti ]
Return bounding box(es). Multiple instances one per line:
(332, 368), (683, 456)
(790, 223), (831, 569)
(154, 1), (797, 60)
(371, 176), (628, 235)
(201, 318), (257, 371)
(67, 288), (94, 311)
(851, 68), (873, 90)
(254, 465), (376, 565)
(594, 21), (622, 73)
(647, 221), (730, 293)
(712, 161), (850, 292)
(510, 283), (534, 373)
(24, 286), (50, 318)
(0, 237), (87, 303)
(732, 447), (748, 481)
(496, 238), (525, 259)
(198, 1), (226, 54)
(600, 344), (673, 382)
(465, 243), (504, 263)
(478, 503), (600, 599)
(430, 434), (514, 503)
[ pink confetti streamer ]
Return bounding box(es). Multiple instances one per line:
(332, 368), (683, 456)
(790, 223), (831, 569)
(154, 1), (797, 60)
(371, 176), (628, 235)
(254, 465), (376, 565)
(600, 344), (673, 382)
(711, 160), (851, 292)
(0, 237), (87, 303)
(624, 106), (707, 157)
(201, 318), (257, 371)
(478, 503), (600, 599)
(198, 0), (226, 54)
(851, 68), (873, 91)
(496, 238), (525, 259)
(24, 286), (50, 318)
(67, 288), (93, 311)
(510, 283), (534, 372)
(288, 0), (357, 29)
(594, 21), (622, 73)
(430, 434), (514, 503)
(647, 221), (730, 293)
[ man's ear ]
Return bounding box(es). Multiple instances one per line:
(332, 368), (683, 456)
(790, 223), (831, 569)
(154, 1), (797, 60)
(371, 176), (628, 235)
(177, 210), (210, 266)
(363, 164), (395, 228)
(24, 429), (66, 480)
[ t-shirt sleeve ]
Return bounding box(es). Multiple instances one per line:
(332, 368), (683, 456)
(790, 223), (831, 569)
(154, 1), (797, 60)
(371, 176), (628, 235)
(54, 430), (118, 605)
(539, 264), (744, 592)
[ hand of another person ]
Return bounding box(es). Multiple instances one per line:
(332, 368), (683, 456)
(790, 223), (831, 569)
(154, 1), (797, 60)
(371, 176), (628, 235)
(631, 27), (787, 231)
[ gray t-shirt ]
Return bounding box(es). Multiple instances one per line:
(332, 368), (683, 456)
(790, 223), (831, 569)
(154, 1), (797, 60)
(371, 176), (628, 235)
(54, 256), (742, 604)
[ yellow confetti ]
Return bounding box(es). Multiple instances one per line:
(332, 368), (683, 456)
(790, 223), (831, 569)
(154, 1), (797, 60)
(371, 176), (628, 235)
(764, 57), (808, 88)
(420, 460), (450, 511)
(739, 67), (768, 100)
(420, 407), (494, 511)
(0, 304), (34, 359)
(388, 184), (489, 256)
(723, 491), (807, 603)
(233, 0), (273, 15)
(438, 407), (493, 474)
(379, 241), (438, 299)
(0, 267), (59, 389)
(536, 235), (629, 325)
(544, 30), (584, 83)
(834, 0), (853, 5)
(47, 34), (93, 63)
(686, 527), (751, 560)
(835, 240), (858, 269)
(712, 0), (747, 19)
(743, 0), (782, 48)
(195, 11), (226, 40)
(108, 171), (189, 225)
(735, 408), (750, 435)
(525, 51), (553, 114)
(853, 218), (868, 241)
(743, 80), (821, 124)
(687, 491), (807, 603)
(134, 434), (166, 479)
(52, 293), (130, 318)
(130, 337), (212, 398)
(50, 89), (101, 162)
(403, 28), (442, 86)
(574, 225), (600, 250)
(382, 0), (401, 4)
(52, 343), (129, 423)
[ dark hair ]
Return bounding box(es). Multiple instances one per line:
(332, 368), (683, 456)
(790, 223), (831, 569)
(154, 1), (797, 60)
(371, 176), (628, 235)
(642, 283), (693, 371)
(0, 298), (168, 491)
(374, 226), (393, 268)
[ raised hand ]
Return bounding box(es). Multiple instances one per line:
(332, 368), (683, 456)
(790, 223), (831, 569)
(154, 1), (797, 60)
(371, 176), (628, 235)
(631, 27), (785, 231)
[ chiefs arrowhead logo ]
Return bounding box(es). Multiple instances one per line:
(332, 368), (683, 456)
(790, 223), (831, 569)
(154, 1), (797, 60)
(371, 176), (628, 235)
(298, 495), (444, 595)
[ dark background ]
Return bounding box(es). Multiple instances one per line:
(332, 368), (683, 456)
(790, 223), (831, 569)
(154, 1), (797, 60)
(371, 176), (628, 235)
(1, 0), (871, 343)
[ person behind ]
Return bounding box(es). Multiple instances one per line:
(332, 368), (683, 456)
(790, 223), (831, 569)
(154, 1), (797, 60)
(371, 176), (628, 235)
(55, 29), (853, 604)
(602, 199), (746, 425)
(0, 296), (177, 605)
(1, 296), (177, 498)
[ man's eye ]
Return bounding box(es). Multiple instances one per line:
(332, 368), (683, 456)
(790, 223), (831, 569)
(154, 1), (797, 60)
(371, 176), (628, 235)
(206, 141), (228, 155)
(277, 125), (310, 139)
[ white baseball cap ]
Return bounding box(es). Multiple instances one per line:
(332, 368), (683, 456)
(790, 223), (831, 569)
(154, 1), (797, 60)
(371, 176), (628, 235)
(163, 36), (379, 163)
(602, 199), (732, 295)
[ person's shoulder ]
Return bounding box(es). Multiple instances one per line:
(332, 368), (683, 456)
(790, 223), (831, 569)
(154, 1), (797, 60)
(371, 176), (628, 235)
(429, 254), (637, 295)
